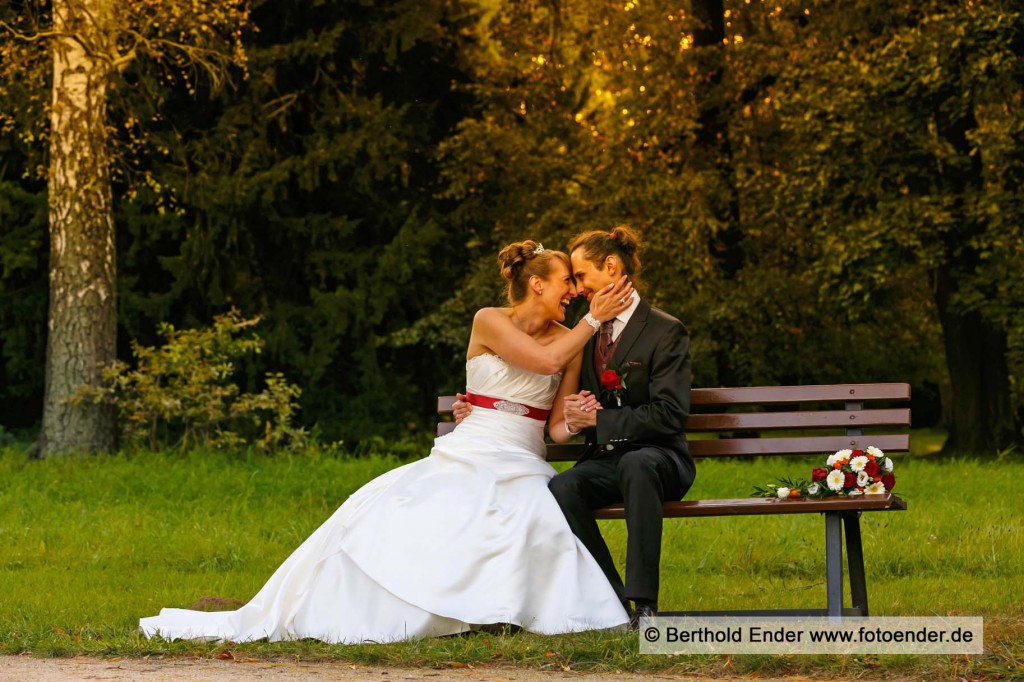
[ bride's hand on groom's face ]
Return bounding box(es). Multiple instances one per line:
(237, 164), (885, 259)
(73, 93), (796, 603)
(588, 276), (634, 323)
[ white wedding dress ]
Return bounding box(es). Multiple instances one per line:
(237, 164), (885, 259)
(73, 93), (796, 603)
(140, 354), (629, 644)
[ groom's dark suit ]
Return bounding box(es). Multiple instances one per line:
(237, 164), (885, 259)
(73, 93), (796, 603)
(549, 298), (695, 606)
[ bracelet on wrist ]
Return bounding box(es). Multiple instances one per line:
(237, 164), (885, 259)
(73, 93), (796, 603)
(564, 422), (581, 436)
(582, 312), (601, 332)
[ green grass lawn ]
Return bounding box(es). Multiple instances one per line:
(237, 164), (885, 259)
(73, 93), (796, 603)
(0, 439), (1021, 679)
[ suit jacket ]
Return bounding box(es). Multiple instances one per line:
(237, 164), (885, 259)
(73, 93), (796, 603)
(579, 299), (694, 483)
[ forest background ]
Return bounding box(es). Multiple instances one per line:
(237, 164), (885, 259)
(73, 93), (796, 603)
(1, 0), (1022, 455)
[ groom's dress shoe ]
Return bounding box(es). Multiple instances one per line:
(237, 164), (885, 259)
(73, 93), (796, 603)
(629, 602), (657, 631)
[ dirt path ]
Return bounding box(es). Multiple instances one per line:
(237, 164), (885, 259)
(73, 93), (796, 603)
(0, 656), (731, 682)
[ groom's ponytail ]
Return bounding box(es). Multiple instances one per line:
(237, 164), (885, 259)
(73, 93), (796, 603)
(568, 225), (644, 291)
(498, 240), (570, 305)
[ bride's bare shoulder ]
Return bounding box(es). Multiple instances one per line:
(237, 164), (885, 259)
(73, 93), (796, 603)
(473, 307), (512, 322)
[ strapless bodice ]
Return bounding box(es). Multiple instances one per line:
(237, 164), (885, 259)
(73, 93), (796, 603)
(465, 354), (561, 409)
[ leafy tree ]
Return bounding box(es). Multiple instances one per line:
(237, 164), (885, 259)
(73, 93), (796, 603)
(766, 0), (1024, 451)
(1, 0), (251, 455)
(111, 0), (479, 442)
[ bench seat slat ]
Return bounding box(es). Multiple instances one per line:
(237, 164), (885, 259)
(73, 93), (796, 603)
(690, 433), (910, 457)
(692, 383), (910, 404)
(593, 494), (906, 519)
(688, 408), (910, 431)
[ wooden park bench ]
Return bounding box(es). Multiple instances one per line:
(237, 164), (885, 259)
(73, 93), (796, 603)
(438, 383), (909, 618)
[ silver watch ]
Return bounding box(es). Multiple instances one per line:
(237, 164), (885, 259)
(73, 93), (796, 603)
(583, 312), (601, 331)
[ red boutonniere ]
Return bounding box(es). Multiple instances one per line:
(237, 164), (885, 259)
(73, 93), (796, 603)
(599, 366), (629, 406)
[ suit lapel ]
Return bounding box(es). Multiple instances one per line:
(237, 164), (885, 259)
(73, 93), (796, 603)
(610, 299), (651, 367)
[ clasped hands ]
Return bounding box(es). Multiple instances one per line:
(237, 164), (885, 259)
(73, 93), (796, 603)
(562, 390), (602, 433)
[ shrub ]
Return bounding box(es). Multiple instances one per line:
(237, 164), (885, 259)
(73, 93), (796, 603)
(73, 310), (308, 451)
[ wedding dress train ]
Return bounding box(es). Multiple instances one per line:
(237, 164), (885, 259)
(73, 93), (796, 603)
(140, 354), (629, 643)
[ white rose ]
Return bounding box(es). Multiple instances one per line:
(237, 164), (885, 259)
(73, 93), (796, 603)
(884, 458), (894, 472)
(866, 446), (884, 458)
(865, 481), (886, 494)
(826, 470), (845, 491)
(857, 470), (869, 486)
(807, 482), (821, 496)
(850, 455), (869, 472)
(777, 487), (790, 499)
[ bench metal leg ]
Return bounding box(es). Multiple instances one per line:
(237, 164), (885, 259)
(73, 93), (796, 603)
(842, 511), (869, 616)
(825, 512), (843, 618)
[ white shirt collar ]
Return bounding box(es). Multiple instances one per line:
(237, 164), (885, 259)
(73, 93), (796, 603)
(612, 293), (641, 341)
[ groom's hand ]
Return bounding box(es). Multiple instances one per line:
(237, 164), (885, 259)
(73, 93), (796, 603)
(564, 391), (600, 432)
(453, 393), (472, 424)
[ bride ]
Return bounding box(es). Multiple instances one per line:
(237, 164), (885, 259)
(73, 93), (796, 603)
(140, 240), (634, 644)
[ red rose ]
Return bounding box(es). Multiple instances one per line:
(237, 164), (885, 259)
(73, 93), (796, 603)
(600, 369), (622, 391)
(811, 467), (829, 482)
(882, 473), (896, 491)
(852, 449), (864, 457)
(864, 460), (880, 476)
(843, 472), (857, 488)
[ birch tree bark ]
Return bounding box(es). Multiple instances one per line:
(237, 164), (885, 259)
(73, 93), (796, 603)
(39, 0), (117, 455)
(2, 0), (249, 455)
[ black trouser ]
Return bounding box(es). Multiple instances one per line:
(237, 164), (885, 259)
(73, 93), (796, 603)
(548, 447), (692, 606)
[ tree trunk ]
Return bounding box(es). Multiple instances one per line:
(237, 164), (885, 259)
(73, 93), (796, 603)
(934, 265), (1020, 454)
(691, 0), (744, 387)
(39, 0), (117, 455)
(928, 76), (1021, 454)
(691, 0), (742, 276)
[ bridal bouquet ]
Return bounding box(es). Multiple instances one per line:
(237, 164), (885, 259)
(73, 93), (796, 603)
(753, 447), (896, 499)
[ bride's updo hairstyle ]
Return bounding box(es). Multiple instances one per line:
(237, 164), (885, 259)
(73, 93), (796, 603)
(497, 240), (571, 305)
(568, 225), (645, 292)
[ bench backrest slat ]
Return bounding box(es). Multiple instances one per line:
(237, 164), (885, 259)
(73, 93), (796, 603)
(692, 384), (910, 404)
(688, 408), (910, 431)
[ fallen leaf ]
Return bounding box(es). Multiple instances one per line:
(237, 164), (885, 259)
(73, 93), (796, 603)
(215, 649), (235, 660)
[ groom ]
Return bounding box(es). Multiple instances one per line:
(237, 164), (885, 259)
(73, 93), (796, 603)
(551, 226), (695, 626)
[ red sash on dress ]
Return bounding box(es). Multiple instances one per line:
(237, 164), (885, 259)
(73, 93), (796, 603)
(466, 392), (550, 421)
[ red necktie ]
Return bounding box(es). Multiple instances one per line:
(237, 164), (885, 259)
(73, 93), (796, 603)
(595, 320), (615, 372)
